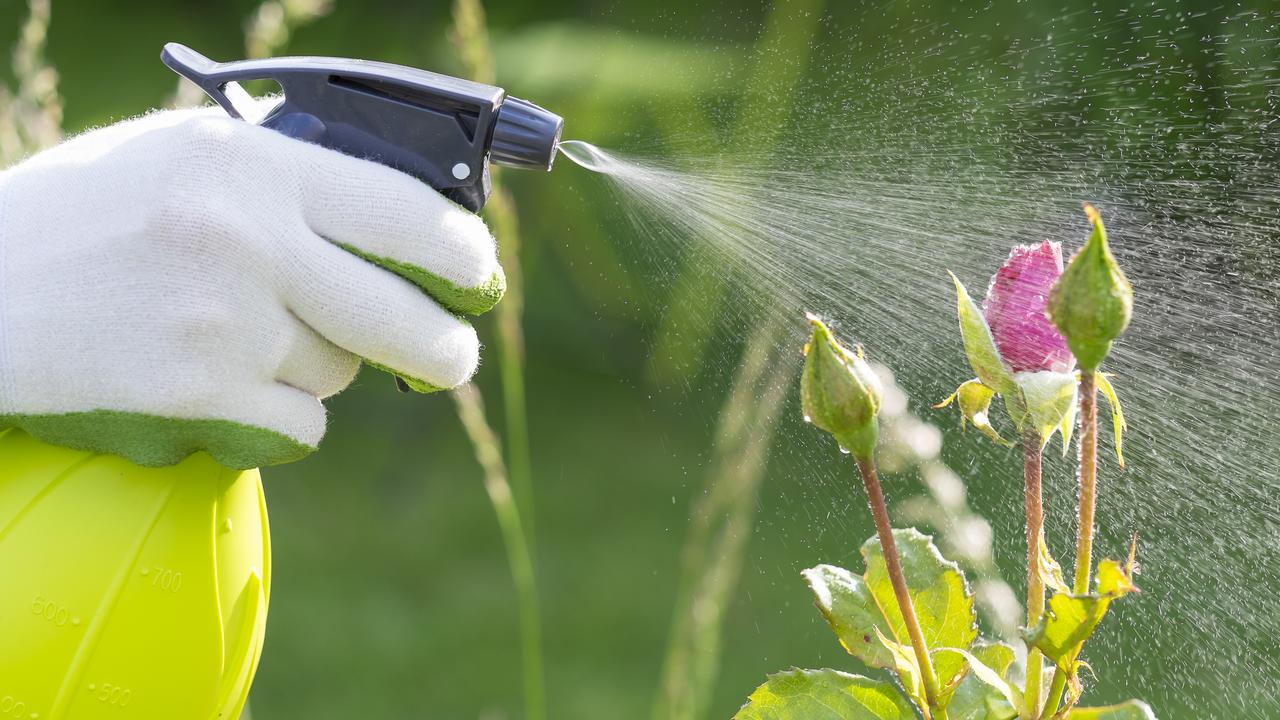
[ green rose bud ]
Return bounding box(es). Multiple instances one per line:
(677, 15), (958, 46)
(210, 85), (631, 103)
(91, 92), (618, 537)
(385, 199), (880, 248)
(1047, 205), (1133, 371)
(801, 314), (882, 459)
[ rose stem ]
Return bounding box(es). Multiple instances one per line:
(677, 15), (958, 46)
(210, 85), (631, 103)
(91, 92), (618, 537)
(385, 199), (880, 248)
(1040, 369), (1098, 719)
(1023, 428), (1045, 720)
(1071, 369), (1099, 593)
(856, 455), (947, 719)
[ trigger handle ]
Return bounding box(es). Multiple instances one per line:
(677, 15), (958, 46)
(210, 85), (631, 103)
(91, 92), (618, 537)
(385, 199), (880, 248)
(162, 43), (252, 119)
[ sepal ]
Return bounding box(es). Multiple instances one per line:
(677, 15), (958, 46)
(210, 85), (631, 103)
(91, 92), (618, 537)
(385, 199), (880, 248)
(934, 379), (1012, 447)
(1013, 371), (1078, 451)
(949, 272), (1017, 395)
(1094, 372), (1127, 468)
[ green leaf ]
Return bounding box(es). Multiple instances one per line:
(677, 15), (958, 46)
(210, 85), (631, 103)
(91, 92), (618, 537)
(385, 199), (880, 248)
(934, 379), (1013, 447)
(733, 669), (915, 720)
(1024, 558), (1138, 666)
(861, 530), (978, 688)
(807, 530), (978, 702)
(803, 565), (894, 670)
(1095, 372), (1127, 468)
(875, 628), (927, 710)
(949, 272), (1016, 395)
(1013, 370), (1078, 451)
(1066, 700), (1157, 719)
(934, 644), (1020, 720)
(969, 642), (1015, 681)
(1038, 529), (1071, 596)
(1097, 552), (1140, 596)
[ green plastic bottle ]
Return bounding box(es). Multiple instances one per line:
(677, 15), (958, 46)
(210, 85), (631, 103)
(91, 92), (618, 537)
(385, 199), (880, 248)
(0, 428), (270, 720)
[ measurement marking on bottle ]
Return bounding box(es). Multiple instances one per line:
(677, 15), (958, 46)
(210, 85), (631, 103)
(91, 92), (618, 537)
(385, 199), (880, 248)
(88, 682), (132, 708)
(0, 690), (33, 718)
(146, 566), (183, 593)
(30, 596), (77, 628)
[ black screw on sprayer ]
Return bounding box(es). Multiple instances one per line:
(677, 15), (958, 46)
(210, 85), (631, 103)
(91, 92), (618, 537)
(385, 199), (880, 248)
(161, 42), (564, 213)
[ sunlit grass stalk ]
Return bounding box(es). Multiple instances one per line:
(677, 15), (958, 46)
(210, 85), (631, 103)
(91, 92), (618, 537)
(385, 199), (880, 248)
(0, 0), (62, 167)
(654, 320), (790, 720)
(452, 384), (545, 720)
(1040, 370), (1098, 719)
(1023, 430), (1045, 720)
(449, 3), (544, 718)
(856, 455), (945, 718)
(450, 0), (535, 546)
(485, 185), (535, 541)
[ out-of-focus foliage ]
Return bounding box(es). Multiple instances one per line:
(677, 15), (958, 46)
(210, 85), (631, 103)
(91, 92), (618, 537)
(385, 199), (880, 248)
(0, 0), (60, 163)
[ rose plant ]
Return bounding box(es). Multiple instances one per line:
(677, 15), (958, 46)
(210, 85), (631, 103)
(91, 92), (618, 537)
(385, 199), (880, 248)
(735, 207), (1150, 720)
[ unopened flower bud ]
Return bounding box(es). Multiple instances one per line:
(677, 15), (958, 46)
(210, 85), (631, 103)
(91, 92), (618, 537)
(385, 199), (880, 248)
(801, 314), (882, 459)
(1047, 205), (1133, 370)
(984, 240), (1074, 374)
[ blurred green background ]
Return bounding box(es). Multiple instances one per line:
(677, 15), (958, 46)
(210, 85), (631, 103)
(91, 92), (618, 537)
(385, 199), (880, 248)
(3, 1), (1277, 718)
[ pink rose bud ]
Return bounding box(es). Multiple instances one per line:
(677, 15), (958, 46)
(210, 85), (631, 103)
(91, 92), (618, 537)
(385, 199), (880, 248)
(982, 241), (1074, 374)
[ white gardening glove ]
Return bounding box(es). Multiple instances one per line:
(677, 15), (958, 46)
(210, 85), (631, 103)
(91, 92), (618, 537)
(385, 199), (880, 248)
(0, 103), (504, 469)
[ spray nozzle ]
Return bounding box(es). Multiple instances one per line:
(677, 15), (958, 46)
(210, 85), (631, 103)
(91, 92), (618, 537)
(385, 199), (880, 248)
(491, 97), (563, 171)
(161, 42), (563, 212)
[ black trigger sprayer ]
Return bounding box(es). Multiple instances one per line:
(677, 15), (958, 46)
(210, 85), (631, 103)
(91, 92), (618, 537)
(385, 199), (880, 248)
(161, 42), (564, 213)
(161, 42), (564, 391)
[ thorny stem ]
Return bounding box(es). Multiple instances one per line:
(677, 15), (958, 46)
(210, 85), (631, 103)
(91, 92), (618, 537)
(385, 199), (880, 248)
(856, 456), (947, 720)
(1072, 370), (1099, 595)
(1040, 370), (1099, 719)
(1023, 431), (1045, 720)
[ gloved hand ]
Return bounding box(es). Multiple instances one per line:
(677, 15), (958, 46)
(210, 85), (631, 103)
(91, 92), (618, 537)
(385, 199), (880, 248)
(0, 103), (504, 469)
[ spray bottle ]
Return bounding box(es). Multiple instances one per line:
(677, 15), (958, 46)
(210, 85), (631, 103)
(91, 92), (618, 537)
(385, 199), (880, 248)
(0, 44), (563, 720)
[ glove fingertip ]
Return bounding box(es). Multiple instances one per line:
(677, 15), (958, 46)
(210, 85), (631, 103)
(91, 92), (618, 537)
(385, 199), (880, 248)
(456, 265), (506, 316)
